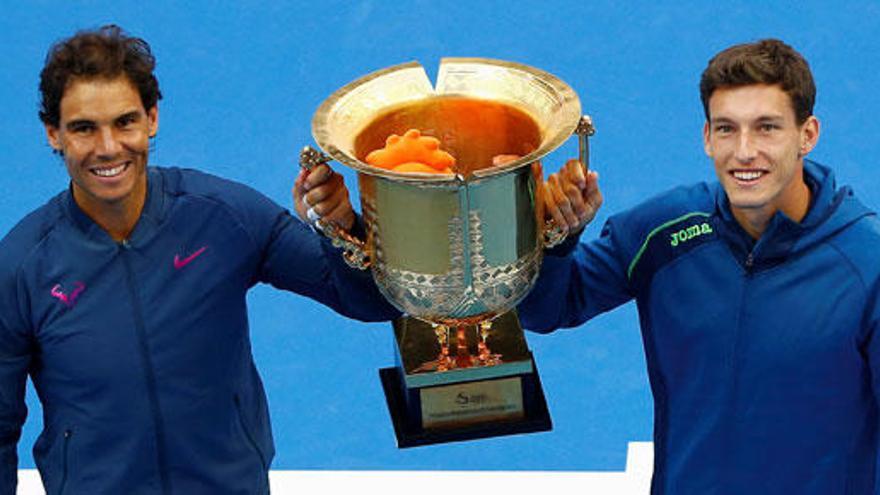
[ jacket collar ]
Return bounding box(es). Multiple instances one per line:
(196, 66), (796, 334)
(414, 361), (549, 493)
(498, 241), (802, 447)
(63, 167), (167, 245)
(712, 160), (842, 267)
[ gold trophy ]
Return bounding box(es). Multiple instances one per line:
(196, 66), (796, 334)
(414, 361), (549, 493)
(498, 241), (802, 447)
(301, 58), (593, 447)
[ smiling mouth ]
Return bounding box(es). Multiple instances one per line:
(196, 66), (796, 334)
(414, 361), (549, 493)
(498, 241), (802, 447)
(731, 170), (767, 183)
(89, 161), (130, 178)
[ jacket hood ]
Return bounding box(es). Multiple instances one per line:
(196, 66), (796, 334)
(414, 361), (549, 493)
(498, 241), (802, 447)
(714, 160), (875, 266)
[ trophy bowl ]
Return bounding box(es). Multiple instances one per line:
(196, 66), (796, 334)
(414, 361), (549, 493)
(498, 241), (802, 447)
(301, 58), (593, 446)
(307, 58), (587, 324)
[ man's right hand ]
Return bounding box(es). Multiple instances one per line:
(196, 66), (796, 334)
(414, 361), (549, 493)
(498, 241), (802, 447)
(543, 159), (602, 234)
(292, 164), (356, 232)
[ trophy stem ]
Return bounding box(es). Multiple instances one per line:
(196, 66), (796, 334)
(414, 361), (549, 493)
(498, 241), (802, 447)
(477, 320), (502, 366)
(477, 320), (491, 365)
(433, 324), (452, 372)
(454, 325), (474, 369)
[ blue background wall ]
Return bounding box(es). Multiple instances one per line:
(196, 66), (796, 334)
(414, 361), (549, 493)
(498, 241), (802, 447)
(2, 0), (878, 471)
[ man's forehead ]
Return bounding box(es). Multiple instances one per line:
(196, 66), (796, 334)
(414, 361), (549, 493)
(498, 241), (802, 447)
(708, 84), (796, 122)
(59, 76), (145, 122)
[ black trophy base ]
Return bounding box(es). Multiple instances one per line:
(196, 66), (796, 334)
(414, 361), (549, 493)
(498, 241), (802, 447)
(379, 353), (552, 448)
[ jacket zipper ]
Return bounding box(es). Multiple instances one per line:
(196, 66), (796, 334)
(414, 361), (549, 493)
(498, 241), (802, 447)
(234, 395), (269, 470)
(724, 247), (754, 469)
(58, 429), (72, 495)
(120, 241), (172, 495)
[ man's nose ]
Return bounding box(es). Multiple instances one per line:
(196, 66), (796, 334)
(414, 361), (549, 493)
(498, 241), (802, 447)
(95, 127), (122, 157)
(735, 132), (757, 163)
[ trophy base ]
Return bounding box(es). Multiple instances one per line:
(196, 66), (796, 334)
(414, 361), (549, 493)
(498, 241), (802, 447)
(380, 312), (552, 448)
(379, 355), (551, 448)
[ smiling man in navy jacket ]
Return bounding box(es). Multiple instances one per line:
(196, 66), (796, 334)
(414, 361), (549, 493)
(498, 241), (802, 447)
(521, 39), (880, 494)
(0, 25), (399, 494)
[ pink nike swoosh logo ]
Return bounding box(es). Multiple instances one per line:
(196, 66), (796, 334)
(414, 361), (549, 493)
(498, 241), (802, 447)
(174, 246), (207, 270)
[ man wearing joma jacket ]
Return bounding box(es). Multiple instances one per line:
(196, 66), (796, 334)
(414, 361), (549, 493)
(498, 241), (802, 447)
(521, 39), (880, 494)
(0, 25), (399, 494)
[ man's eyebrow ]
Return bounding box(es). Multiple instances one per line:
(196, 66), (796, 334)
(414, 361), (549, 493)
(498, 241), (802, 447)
(116, 110), (142, 121)
(64, 110), (142, 130)
(709, 117), (735, 124)
(709, 114), (786, 124)
(64, 118), (95, 130)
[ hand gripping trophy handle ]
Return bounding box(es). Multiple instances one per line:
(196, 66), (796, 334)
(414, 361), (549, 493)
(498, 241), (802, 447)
(542, 114), (596, 248)
(298, 146), (371, 270)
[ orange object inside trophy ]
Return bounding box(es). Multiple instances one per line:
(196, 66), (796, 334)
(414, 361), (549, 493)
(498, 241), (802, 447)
(356, 97), (541, 177)
(365, 129), (455, 174)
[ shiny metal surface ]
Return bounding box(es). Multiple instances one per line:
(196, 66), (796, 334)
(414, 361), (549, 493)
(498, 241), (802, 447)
(360, 167), (542, 323)
(309, 58), (587, 324)
(313, 58), (582, 182)
(575, 115), (596, 172)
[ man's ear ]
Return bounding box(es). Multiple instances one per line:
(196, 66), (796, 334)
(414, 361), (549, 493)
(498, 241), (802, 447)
(147, 106), (159, 138)
(45, 124), (62, 152)
(799, 115), (820, 157)
(702, 121), (712, 157)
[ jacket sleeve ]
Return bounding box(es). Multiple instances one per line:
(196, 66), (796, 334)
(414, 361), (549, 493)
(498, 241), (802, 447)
(259, 210), (401, 322)
(866, 293), (880, 407)
(517, 216), (636, 333)
(864, 288), (880, 492)
(222, 182), (400, 322)
(0, 264), (31, 495)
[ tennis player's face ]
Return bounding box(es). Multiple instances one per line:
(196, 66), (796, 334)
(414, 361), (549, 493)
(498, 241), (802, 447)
(703, 84), (818, 225)
(46, 76), (158, 219)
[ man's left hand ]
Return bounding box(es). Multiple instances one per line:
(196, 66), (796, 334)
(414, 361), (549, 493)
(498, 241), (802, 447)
(543, 159), (602, 234)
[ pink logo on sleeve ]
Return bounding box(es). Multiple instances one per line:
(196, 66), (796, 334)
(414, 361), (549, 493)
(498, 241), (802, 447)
(51, 281), (85, 308)
(174, 246), (207, 270)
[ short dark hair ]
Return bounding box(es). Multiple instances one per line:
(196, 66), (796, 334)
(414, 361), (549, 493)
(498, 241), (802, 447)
(700, 39), (815, 124)
(39, 25), (162, 127)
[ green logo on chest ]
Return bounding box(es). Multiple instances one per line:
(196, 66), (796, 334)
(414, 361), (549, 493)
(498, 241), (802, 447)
(670, 222), (713, 247)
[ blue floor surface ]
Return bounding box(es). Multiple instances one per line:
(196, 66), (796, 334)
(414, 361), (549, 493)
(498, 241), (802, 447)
(1, 1), (878, 471)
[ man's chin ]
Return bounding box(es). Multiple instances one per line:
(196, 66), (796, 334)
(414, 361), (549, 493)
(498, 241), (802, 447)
(75, 183), (137, 208)
(726, 192), (770, 211)
(722, 183), (765, 206)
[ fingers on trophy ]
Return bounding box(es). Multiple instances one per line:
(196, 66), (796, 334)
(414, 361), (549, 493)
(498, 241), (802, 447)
(545, 158), (602, 235)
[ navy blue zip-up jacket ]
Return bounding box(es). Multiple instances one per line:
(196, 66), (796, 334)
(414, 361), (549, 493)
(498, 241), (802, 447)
(0, 167), (400, 494)
(519, 161), (880, 494)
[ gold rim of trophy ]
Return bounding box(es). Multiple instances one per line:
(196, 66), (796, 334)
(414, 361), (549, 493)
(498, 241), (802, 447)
(311, 57), (583, 183)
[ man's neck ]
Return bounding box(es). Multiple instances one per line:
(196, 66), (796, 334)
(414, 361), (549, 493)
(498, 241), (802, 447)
(73, 187), (146, 242)
(731, 208), (774, 240)
(731, 179), (812, 240)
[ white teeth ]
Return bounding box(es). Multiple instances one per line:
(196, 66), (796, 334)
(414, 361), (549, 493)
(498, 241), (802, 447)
(733, 170), (763, 181)
(91, 163), (127, 178)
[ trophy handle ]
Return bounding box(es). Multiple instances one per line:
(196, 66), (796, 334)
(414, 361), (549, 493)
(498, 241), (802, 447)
(575, 115), (596, 172)
(542, 115), (596, 249)
(299, 146), (372, 270)
(542, 219), (567, 248)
